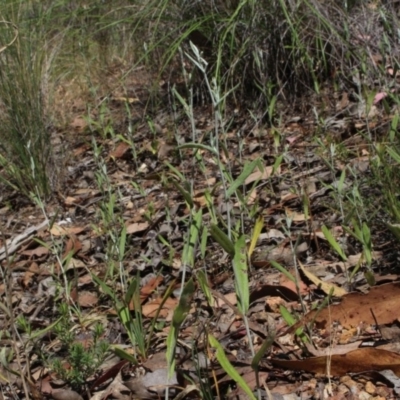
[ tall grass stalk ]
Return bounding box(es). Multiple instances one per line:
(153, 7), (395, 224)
(0, 8), (55, 199)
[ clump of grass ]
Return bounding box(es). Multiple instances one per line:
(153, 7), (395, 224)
(0, 6), (56, 199)
(126, 0), (400, 110)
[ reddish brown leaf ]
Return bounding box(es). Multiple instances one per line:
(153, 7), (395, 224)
(305, 282), (400, 330)
(272, 348), (400, 377)
(140, 276), (163, 302)
(62, 235), (82, 260)
(110, 142), (131, 159)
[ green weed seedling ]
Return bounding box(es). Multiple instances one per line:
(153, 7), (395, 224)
(93, 272), (175, 363)
(49, 304), (110, 390)
(343, 220), (375, 286)
(86, 101), (115, 139)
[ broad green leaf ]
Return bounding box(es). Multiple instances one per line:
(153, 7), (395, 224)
(172, 86), (190, 113)
(112, 345), (138, 364)
(226, 159), (261, 198)
(169, 179), (194, 209)
(272, 154), (283, 175)
(233, 235), (249, 315)
(197, 270), (214, 307)
(210, 224), (235, 256)
(387, 146), (400, 164)
(251, 332), (275, 371)
(279, 305), (306, 341)
(321, 225), (347, 261)
(173, 278), (195, 327)
(337, 168), (346, 194)
(167, 278), (196, 378)
(0, 302), (10, 317)
(200, 226), (208, 259)
(182, 209), (202, 267)
(208, 335), (257, 400)
(362, 222), (372, 266)
(125, 277), (139, 305)
(166, 325), (178, 378)
(92, 273), (120, 307)
(30, 317), (62, 340)
(164, 161), (185, 181)
(248, 215), (263, 258)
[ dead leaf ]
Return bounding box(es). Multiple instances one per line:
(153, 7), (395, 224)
(20, 246), (49, 258)
(272, 348), (400, 377)
(299, 260), (347, 297)
(287, 282), (400, 333)
(126, 221), (149, 234)
(245, 165), (275, 185)
(129, 276), (164, 309)
(50, 225), (85, 236)
(110, 142), (131, 159)
(305, 341), (362, 357)
(77, 291), (98, 308)
(142, 297), (178, 320)
(62, 235), (82, 260)
(285, 208), (309, 222)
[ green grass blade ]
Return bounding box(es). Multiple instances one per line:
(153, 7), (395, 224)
(183, 209), (202, 267)
(251, 332), (275, 371)
(321, 225), (347, 261)
(248, 215), (263, 258)
(169, 179), (194, 209)
(279, 305), (307, 342)
(112, 345), (138, 365)
(226, 159), (261, 198)
(208, 334), (257, 400)
(233, 235), (250, 315)
(197, 270), (214, 307)
(167, 278), (195, 378)
(210, 224), (235, 256)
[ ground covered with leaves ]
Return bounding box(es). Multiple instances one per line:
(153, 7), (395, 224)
(3, 1), (400, 400)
